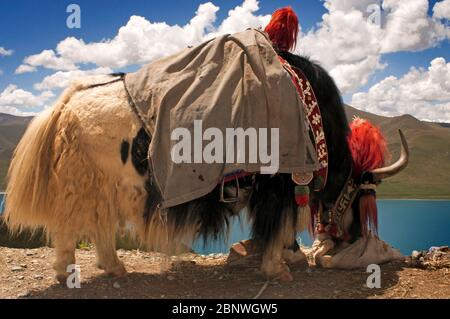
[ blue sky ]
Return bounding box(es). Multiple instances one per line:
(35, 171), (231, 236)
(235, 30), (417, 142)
(0, 0), (449, 121)
(0, 0), (325, 90)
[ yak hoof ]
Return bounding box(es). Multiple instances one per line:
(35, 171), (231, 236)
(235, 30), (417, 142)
(96, 262), (105, 270)
(55, 273), (69, 285)
(282, 249), (307, 265)
(312, 239), (335, 266)
(262, 262), (293, 283)
(278, 270), (294, 283)
(319, 255), (333, 268)
(104, 261), (127, 278)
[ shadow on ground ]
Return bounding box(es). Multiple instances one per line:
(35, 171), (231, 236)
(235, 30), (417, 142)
(23, 260), (404, 299)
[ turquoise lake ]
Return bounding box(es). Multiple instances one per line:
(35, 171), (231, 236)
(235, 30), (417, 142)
(193, 200), (450, 255)
(1, 193), (448, 255)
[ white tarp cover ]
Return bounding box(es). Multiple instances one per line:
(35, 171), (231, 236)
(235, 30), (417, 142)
(125, 29), (319, 208)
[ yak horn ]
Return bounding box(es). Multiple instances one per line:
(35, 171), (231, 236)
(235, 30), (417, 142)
(371, 129), (409, 181)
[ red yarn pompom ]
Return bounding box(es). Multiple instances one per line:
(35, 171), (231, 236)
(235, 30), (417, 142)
(264, 7), (299, 52)
(295, 194), (309, 207)
(347, 118), (389, 178)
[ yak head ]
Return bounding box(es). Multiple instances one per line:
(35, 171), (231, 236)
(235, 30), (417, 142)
(344, 118), (410, 239)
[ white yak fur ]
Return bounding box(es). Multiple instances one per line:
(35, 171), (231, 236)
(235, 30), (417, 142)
(5, 77), (149, 280)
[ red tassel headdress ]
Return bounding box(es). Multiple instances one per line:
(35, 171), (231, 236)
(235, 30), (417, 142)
(264, 7), (299, 52)
(348, 118), (389, 236)
(348, 117), (388, 179)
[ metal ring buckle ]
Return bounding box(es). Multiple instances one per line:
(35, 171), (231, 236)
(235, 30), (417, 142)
(220, 174), (240, 203)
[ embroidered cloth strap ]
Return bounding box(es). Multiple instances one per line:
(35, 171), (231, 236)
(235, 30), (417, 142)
(278, 56), (329, 190)
(317, 172), (359, 239)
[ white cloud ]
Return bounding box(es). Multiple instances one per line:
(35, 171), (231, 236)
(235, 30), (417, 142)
(297, 8), (385, 93)
(16, 1), (268, 73)
(381, 0), (450, 53)
(17, 49), (77, 73)
(433, 0), (450, 19)
(351, 57), (450, 122)
(0, 47), (12, 76)
(0, 47), (13, 56)
(15, 64), (37, 74)
(212, 0), (270, 36)
(18, 3), (220, 72)
(323, 0), (378, 13)
(0, 85), (54, 109)
(0, 83), (52, 116)
(0, 106), (37, 116)
(297, 0), (450, 94)
(34, 67), (113, 91)
(330, 56), (386, 93)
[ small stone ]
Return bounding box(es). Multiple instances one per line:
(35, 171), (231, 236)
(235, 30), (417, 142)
(17, 292), (30, 298)
(17, 276), (25, 280)
(113, 282), (121, 289)
(411, 250), (421, 259)
(193, 279), (197, 284)
(160, 294), (166, 298)
(34, 275), (44, 280)
(11, 266), (24, 272)
(20, 264), (28, 268)
(25, 251), (36, 256)
(218, 276), (224, 280)
(167, 275), (175, 281)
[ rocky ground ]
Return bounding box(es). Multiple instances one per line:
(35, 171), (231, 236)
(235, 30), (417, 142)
(0, 246), (448, 299)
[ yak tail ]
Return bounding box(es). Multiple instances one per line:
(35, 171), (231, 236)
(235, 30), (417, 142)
(4, 83), (86, 233)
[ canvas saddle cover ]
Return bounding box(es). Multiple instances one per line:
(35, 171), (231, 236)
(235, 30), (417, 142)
(125, 29), (319, 208)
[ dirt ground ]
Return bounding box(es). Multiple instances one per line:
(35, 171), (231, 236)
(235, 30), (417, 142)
(0, 246), (449, 299)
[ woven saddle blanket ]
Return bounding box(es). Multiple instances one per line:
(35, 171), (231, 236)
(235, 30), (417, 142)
(125, 29), (319, 208)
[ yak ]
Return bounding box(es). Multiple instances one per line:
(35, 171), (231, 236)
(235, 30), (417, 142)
(4, 7), (408, 283)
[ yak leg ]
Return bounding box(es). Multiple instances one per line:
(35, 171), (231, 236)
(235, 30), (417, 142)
(311, 234), (335, 267)
(249, 175), (298, 282)
(282, 211), (310, 265)
(261, 229), (295, 282)
(94, 228), (126, 277)
(53, 231), (77, 284)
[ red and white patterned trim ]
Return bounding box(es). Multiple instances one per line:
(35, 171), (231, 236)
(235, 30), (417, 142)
(278, 56), (329, 190)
